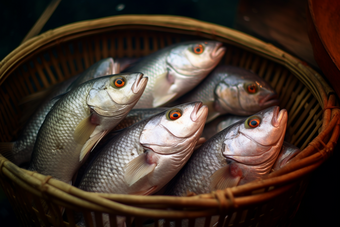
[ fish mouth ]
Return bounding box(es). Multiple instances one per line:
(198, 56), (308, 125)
(259, 93), (280, 107)
(132, 73), (148, 94)
(271, 107), (288, 127)
(190, 102), (208, 122)
(210, 42), (226, 59)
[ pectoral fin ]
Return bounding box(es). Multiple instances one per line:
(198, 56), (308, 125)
(124, 152), (156, 186)
(79, 130), (108, 162)
(153, 72), (177, 107)
(194, 137), (206, 150)
(210, 164), (242, 190)
(73, 116), (97, 145)
(130, 186), (158, 195)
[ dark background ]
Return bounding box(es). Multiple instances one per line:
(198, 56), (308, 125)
(0, 0), (338, 226)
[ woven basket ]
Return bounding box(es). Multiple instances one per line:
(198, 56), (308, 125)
(0, 15), (339, 227)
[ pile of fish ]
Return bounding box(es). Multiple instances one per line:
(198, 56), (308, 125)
(0, 41), (301, 226)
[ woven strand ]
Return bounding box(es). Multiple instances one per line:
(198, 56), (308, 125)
(213, 188), (236, 213)
(323, 105), (340, 111)
(224, 188), (237, 208)
(40, 175), (53, 192)
(0, 156), (6, 178)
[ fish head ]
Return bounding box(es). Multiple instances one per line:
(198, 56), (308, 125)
(167, 41), (226, 75)
(214, 66), (279, 116)
(165, 41), (226, 93)
(238, 106), (288, 146)
(134, 102), (208, 192)
(222, 106), (287, 180)
(140, 102), (208, 155)
(87, 72), (148, 117)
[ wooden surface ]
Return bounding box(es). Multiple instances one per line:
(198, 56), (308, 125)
(307, 0), (340, 98)
(235, 0), (318, 68)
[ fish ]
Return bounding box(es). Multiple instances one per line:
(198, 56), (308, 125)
(166, 106), (287, 196)
(75, 102), (208, 227)
(272, 141), (301, 171)
(28, 72), (148, 184)
(0, 58), (120, 166)
(112, 108), (167, 131)
(77, 102), (208, 194)
(173, 65), (279, 122)
(201, 115), (245, 140)
(122, 41), (226, 108)
(201, 116), (298, 162)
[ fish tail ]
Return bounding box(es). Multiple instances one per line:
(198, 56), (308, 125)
(0, 142), (15, 162)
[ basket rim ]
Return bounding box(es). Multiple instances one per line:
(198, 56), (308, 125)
(0, 14), (333, 107)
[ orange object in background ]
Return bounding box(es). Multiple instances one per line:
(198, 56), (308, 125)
(307, 0), (340, 97)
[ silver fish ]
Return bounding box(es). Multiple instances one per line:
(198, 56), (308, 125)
(273, 141), (300, 171)
(201, 116), (299, 168)
(202, 115), (245, 140)
(167, 106), (287, 196)
(174, 65), (279, 122)
(28, 73), (148, 184)
(76, 102), (208, 227)
(0, 58), (117, 166)
(78, 102), (207, 195)
(112, 108), (167, 131)
(122, 41), (226, 108)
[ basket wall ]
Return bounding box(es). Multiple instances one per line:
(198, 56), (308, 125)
(0, 15), (339, 227)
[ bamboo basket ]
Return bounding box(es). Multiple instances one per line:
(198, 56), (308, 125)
(0, 15), (339, 227)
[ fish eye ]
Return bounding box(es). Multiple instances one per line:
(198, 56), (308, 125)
(192, 44), (204, 54)
(244, 83), (258, 94)
(245, 116), (261, 129)
(111, 77), (126, 88)
(166, 108), (182, 120)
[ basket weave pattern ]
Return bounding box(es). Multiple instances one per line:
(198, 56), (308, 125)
(0, 15), (339, 227)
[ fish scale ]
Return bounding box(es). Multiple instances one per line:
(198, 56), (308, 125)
(166, 106), (287, 196)
(29, 82), (91, 183)
(1, 58), (115, 166)
(172, 65), (279, 122)
(167, 132), (227, 196)
(177, 70), (224, 103)
(79, 120), (148, 193)
(123, 50), (168, 108)
(11, 79), (76, 166)
(112, 108), (166, 131)
(122, 41), (226, 109)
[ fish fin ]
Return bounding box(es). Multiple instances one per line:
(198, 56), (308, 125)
(51, 92), (67, 102)
(124, 153), (156, 186)
(197, 137), (206, 144)
(112, 62), (120, 74)
(194, 137), (206, 150)
(186, 191), (197, 197)
(79, 130), (108, 162)
(131, 186), (158, 195)
(19, 87), (55, 105)
(206, 112), (220, 123)
(117, 57), (140, 72)
(0, 142), (15, 162)
(18, 88), (56, 124)
(152, 72), (177, 107)
(210, 164), (242, 190)
(73, 116), (97, 145)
